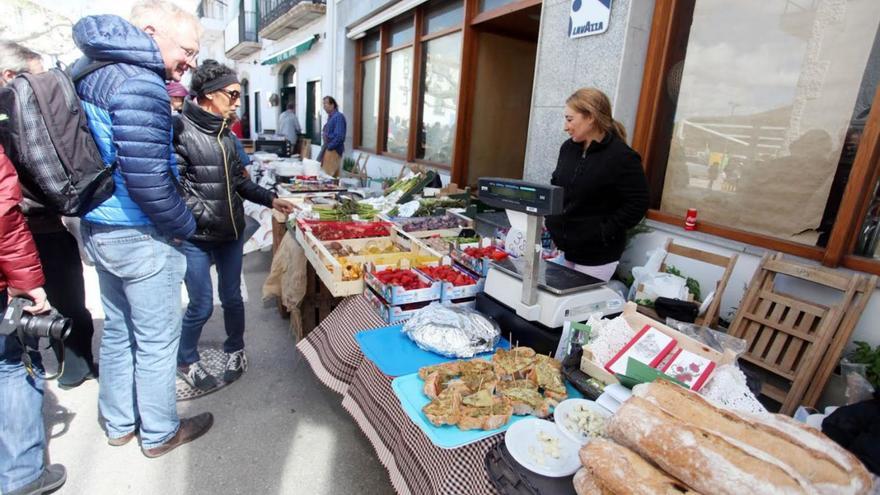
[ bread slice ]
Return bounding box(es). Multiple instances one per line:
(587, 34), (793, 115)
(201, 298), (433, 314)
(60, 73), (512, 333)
(607, 396), (813, 495)
(580, 439), (698, 495)
(632, 381), (872, 495)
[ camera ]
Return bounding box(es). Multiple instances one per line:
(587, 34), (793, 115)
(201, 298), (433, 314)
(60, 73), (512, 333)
(1, 296), (71, 341)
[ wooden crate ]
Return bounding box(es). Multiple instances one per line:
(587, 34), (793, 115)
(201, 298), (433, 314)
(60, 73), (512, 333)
(295, 225), (440, 298)
(301, 263), (342, 338)
(580, 302), (737, 385)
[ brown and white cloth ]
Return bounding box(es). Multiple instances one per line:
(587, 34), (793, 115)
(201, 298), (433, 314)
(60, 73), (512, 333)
(297, 295), (502, 495)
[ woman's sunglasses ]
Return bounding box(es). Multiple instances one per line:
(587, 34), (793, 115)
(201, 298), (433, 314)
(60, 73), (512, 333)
(217, 89), (241, 102)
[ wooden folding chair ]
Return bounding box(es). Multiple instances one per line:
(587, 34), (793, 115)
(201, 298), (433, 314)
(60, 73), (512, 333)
(637, 238), (738, 328)
(728, 253), (876, 415)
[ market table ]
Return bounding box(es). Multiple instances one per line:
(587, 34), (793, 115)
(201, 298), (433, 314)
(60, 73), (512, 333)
(297, 295), (504, 495)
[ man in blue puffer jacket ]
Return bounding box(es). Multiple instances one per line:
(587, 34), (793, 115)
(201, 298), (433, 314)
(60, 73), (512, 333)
(71, 1), (213, 459)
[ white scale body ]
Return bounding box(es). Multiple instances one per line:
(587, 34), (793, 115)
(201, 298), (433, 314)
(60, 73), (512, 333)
(484, 267), (625, 329)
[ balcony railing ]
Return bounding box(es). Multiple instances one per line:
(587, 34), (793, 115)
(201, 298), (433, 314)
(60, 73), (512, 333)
(197, 0), (226, 20)
(225, 10), (261, 59)
(259, 0), (326, 40)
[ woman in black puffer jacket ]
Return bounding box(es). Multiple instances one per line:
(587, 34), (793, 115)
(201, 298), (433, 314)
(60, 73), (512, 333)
(173, 61), (293, 391)
(544, 88), (649, 282)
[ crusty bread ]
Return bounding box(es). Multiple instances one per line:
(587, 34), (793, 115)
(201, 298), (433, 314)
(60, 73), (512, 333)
(580, 438), (698, 494)
(573, 467), (613, 495)
(632, 381), (872, 495)
(608, 396), (813, 495)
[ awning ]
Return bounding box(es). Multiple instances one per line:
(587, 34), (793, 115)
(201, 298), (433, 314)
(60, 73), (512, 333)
(261, 35), (319, 65)
(347, 0), (429, 40)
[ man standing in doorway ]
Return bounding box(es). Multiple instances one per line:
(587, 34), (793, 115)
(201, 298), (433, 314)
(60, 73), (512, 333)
(317, 96), (345, 176)
(278, 101), (301, 154)
(72, 0), (213, 458)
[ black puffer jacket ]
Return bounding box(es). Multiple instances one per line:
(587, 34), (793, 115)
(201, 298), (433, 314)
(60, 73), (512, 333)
(544, 132), (649, 266)
(173, 98), (275, 242)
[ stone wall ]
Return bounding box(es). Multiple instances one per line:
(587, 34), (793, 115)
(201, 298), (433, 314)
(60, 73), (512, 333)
(523, 0), (655, 183)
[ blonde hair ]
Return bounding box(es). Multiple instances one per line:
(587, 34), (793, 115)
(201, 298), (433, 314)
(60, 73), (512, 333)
(566, 88), (627, 142)
(130, 0), (203, 38)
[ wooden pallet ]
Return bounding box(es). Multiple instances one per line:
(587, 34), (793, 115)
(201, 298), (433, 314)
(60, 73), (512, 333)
(728, 253), (876, 415)
(301, 263), (342, 339)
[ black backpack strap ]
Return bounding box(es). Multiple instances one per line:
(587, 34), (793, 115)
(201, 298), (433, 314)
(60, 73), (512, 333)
(69, 59), (115, 84)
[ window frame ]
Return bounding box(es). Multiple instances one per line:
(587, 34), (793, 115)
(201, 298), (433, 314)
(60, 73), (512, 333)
(354, 0), (469, 170)
(631, 0), (880, 274)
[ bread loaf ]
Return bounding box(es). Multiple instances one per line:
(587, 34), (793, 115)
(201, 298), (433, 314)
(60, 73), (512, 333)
(573, 467), (612, 495)
(608, 396), (814, 495)
(632, 380), (872, 495)
(579, 438), (698, 494)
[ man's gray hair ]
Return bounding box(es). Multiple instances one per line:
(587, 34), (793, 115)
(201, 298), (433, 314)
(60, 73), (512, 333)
(130, 0), (203, 37)
(0, 41), (41, 74)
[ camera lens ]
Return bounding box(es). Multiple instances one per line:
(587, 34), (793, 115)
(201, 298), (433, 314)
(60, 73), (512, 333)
(20, 313), (72, 341)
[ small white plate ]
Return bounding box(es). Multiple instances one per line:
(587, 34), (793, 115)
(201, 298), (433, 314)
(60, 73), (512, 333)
(553, 399), (612, 446)
(504, 418), (581, 477)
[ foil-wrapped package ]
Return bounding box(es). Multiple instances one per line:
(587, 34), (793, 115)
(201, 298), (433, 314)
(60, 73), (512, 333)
(402, 302), (501, 358)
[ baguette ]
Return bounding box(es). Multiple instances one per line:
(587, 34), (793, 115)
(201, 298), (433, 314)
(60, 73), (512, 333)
(608, 396), (814, 495)
(573, 467), (613, 495)
(579, 438), (699, 495)
(632, 381), (872, 495)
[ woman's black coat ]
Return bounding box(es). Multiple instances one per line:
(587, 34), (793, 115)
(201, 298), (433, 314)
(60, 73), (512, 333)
(173, 98), (275, 242)
(544, 132), (649, 266)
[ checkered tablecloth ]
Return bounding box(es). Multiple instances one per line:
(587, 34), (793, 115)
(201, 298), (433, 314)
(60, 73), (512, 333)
(296, 295), (502, 495)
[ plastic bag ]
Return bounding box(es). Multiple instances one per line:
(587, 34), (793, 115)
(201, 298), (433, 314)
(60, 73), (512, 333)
(666, 319), (748, 357)
(627, 248), (666, 301)
(841, 359), (876, 405)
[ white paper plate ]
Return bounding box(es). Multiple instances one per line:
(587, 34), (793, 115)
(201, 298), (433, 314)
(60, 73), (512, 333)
(553, 399), (612, 446)
(504, 418), (581, 477)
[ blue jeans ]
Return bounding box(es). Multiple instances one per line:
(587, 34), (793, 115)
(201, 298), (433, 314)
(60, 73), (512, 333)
(80, 222), (186, 449)
(0, 326), (45, 493)
(178, 239), (245, 366)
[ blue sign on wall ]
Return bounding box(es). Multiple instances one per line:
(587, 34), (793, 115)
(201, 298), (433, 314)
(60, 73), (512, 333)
(569, 0), (612, 39)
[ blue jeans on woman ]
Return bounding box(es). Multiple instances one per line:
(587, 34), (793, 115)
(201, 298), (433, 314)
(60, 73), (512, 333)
(80, 222), (187, 450)
(178, 239), (245, 366)
(0, 329), (45, 493)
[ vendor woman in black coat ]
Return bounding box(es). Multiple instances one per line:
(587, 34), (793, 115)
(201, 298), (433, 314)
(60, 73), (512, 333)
(545, 88), (649, 282)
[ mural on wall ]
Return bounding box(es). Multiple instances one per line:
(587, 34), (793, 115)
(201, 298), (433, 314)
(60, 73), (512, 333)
(569, 0), (612, 39)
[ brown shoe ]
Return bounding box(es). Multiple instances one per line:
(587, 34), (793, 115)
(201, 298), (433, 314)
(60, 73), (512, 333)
(142, 413), (214, 458)
(107, 430), (137, 447)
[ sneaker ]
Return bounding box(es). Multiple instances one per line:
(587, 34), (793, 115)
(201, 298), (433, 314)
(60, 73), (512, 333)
(177, 362), (218, 391)
(142, 413), (214, 458)
(223, 350), (248, 383)
(7, 464), (66, 495)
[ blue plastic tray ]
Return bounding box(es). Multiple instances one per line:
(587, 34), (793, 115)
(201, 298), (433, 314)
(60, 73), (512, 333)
(355, 324), (509, 377)
(391, 372), (582, 450)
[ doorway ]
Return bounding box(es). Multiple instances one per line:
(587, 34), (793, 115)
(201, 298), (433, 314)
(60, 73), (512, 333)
(241, 78), (251, 139)
(465, 3), (541, 187)
(306, 80), (322, 145)
(280, 65), (296, 115)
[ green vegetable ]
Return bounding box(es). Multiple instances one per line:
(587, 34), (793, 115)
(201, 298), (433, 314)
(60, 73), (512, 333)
(312, 197), (377, 221)
(850, 341), (880, 389)
(665, 265), (701, 301)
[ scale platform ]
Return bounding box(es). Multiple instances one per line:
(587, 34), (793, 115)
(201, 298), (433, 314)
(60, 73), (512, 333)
(490, 257), (606, 295)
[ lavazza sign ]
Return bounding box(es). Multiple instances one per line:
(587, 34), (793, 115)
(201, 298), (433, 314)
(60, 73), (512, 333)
(569, 0), (612, 39)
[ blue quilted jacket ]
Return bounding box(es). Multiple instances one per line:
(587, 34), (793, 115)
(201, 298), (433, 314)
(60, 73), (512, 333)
(72, 15), (195, 238)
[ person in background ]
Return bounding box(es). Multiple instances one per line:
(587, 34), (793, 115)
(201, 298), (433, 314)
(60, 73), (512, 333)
(277, 101), (301, 155)
(166, 80), (187, 113)
(172, 61), (294, 390)
(544, 87), (649, 282)
(230, 112), (244, 138)
(317, 96), (345, 176)
(71, 0), (213, 458)
(0, 41), (98, 389)
(0, 143), (66, 495)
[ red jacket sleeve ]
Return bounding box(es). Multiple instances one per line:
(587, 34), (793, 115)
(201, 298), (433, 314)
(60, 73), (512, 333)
(0, 144), (44, 292)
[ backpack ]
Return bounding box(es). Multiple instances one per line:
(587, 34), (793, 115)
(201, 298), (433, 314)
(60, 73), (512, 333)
(0, 61), (115, 216)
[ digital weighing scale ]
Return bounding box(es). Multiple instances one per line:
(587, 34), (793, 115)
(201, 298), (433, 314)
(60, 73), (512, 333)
(474, 177), (624, 354)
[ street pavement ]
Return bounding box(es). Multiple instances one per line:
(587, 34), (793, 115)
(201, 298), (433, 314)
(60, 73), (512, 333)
(42, 249), (393, 494)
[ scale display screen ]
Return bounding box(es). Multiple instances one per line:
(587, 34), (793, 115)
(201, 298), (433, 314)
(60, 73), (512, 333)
(478, 178), (563, 216)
